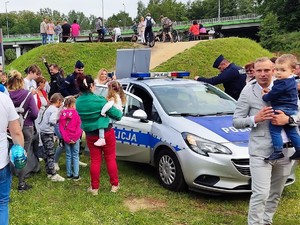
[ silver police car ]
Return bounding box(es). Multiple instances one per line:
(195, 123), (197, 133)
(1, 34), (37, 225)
(95, 72), (296, 194)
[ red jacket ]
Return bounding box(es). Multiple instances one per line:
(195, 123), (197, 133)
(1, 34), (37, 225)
(189, 24), (199, 35)
(59, 108), (82, 144)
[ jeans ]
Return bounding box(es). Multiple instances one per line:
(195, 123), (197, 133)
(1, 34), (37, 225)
(41, 33), (47, 45)
(0, 164), (12, 225)
(47, 34), (54, 43)
(269, 109), (300, 152)
(54, 124), (64, 163)
(65, 140), (80, 177)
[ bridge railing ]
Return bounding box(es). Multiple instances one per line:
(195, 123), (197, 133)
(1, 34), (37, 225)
(3, 14), (261, 40)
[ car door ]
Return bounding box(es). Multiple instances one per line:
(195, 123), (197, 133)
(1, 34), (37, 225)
(95, 84), (153, 163)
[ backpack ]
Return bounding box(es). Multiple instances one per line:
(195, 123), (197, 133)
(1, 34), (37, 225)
(163, 18), (173, 28)
(15, 92), (31, 129)
(146, 17), (153, 28)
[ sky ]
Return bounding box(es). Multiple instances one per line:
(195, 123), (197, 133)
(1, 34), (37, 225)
(1, 0), (190, 19)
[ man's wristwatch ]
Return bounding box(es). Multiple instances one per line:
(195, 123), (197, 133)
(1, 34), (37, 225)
(288, 116), (295, 124)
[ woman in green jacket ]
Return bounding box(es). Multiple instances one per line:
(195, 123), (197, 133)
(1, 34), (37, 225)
(76, 75), (122, 195)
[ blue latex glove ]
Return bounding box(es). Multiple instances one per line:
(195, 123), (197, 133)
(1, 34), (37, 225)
(10, 144), (27, 169)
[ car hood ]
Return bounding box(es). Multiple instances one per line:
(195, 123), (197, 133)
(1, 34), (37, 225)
(165, 115), (250, 147)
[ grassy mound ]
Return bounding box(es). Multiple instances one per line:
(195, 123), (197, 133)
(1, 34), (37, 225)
(7, 42), (141, 80)
(8, 37), (272, 80)
(153, 37), (273, 79)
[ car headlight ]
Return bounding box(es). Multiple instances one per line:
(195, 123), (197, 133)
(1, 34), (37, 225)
(182, 132), (232, 156)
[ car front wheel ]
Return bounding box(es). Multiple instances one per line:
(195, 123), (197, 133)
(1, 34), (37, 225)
(156, 149), (186, 192)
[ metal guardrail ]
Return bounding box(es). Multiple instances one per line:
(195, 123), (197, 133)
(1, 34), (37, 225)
(3, 14), (261, 40)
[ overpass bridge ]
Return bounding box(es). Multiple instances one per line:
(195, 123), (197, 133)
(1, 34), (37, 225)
(2, 14), (261, 58)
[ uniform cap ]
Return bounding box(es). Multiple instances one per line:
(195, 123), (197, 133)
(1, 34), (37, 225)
(213, 55), (224, 68)
(75, 60), (84, 69)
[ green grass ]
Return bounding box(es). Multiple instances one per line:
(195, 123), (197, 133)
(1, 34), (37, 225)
(153, 37), (273, 79)
(10, 154), (300, 225)
(7, 42), (142, 81)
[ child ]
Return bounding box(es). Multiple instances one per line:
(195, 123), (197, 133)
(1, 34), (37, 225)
(39, 93), (65, 181)
(94, 80), (126, 146)
(59, 96), (82, 181)
(262, 54), (300, 160)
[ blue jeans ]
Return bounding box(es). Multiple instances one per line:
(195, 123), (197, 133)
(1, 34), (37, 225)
(41, 33), (47, 45)
(65, 140), (80, 177)
(54, 123), (64, 163)
(0, 164), (12, 225)
(270, 108), (300, 152)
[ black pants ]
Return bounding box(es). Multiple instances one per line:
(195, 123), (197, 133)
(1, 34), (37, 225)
(144, 27), (153, 43)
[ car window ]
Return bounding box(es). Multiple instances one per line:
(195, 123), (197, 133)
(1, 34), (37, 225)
(151, 83), (236, 116)
(94, 84), (144, 118)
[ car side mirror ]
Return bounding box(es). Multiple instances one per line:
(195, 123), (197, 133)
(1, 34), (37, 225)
(132, 109), (147, 120)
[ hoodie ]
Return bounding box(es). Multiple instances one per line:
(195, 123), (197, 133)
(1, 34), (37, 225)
(59, 108), (82, 144)
(9, 89), (39, 127)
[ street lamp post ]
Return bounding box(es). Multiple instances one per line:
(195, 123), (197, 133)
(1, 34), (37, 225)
(5, 1), (9, 38)
(101, 0), (104, 26)
(218, 0), (221, 22)
(123, 3), (126, 29)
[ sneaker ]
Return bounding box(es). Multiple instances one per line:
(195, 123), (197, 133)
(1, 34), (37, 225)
(79, 161), (87, 167)
(50, 174), (65, 182)
(87, 186), (98, 196)
(18, 183), (32, 192)
(73, 176), (81, 181)
(54, 163), (60, 171)
(39, 158), (44, 162)
(264, 152), (284, 161)
(94, 139), (106, 146)
(67, 175), (73, 180)
(111, 185), (120, 193)
(290, 151), (300, 160)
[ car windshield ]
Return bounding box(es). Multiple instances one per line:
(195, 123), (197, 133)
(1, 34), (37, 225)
(151, 83), (236, 116)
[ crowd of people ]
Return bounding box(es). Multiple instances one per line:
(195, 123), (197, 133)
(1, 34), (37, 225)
(40, 18), (81, 44)
(0, 60), (125, 223)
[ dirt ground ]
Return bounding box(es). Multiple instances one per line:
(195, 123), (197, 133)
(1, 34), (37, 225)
(124, 197), (167, 212)
(149, 40), (201, 69)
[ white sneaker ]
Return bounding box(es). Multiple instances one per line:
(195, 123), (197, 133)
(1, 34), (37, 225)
(50, 174), (65, 182)
(39, 158), (44, 162)
(87, 186), (98, 196)
(94, 139), (106, 146)
(54, 163), (60, 171)
(79, 161), (87, 167)
(111, 185), (120, 193)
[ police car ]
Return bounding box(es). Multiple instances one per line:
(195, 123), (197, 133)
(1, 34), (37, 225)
(95, 72), (296, 194)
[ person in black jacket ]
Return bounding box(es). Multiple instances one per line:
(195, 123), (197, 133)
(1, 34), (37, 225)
(60, 60), (84, 97)
(43, 59), (64, 98)
(194, 55), (246, 100)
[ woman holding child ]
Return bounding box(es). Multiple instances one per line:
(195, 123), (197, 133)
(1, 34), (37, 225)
(76, 75), (123, 195)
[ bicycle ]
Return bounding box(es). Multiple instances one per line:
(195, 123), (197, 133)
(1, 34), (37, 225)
(156, 27), (179, 43)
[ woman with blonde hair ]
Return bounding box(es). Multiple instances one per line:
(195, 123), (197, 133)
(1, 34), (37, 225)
(95, 68), (116, 85)
(7, 70), (40, 191)
(138, 16), (146, 43)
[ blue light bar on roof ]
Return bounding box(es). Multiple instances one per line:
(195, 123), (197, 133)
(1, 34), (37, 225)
(170, 71), (190, 77)
(131, 72), (151, 78)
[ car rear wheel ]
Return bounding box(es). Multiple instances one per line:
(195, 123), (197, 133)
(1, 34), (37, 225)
(156, 149), (186, 191)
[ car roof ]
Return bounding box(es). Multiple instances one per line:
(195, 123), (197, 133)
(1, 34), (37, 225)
(119, 77), (200, 87)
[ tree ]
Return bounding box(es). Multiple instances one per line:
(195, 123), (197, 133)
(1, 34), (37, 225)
(106, 12), (132, 29)
(258, 12), (280, 50)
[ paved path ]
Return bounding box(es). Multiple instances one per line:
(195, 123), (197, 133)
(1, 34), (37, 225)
(149, 41), (201, 69)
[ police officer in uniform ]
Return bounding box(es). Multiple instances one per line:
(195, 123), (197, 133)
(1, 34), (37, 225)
(61, 60), (84, 97)
(194, 55), (246, 100)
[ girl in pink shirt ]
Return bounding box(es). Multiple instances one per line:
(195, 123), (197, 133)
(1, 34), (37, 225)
(71, 20), (80, 41)
(59, 96), (82, 180)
